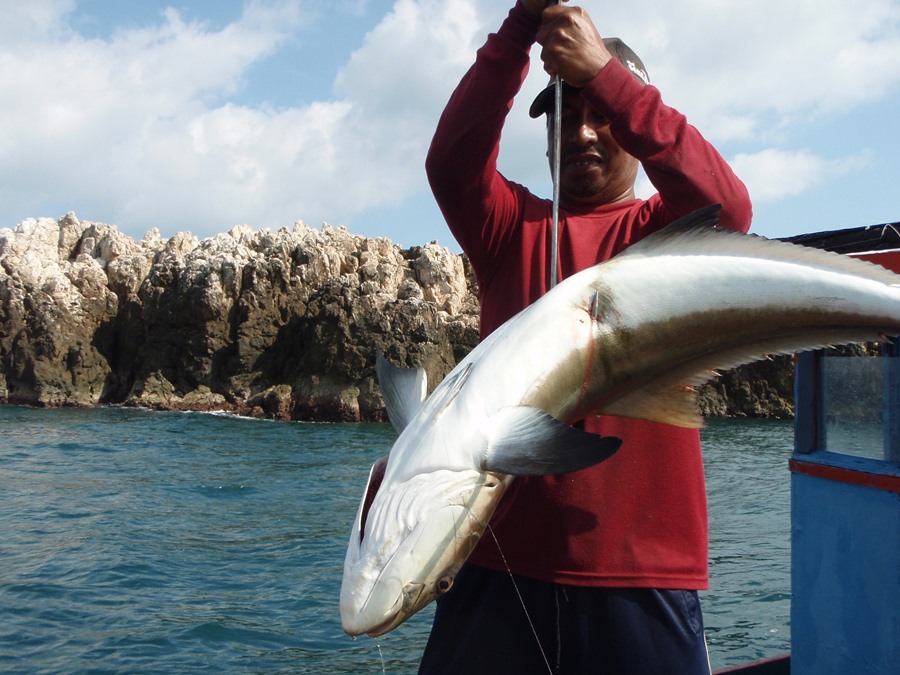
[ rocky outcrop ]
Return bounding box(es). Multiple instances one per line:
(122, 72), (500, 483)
(0, 213), (798, 421)
(0, 213), (478, 421)
(697, 357), (795, 420)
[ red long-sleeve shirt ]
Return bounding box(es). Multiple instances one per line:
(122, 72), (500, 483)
(425, 4), (752, 589)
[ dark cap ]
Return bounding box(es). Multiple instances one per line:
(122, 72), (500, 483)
(528, 37), (649, 118)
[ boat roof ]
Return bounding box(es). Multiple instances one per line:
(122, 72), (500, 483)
(783, 221), (900, 255)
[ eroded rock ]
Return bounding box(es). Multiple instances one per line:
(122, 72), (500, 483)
(0, 214), (480, 420)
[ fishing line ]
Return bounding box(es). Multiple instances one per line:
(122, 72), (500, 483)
(487, 525), (554, 675)
(375, 639), (386, 674)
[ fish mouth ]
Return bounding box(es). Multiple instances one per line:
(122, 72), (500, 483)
(359, 582), (427, 638)
(342, 470), (510, 637)
(362, 615), (401, 638)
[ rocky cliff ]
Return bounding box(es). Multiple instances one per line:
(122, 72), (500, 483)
(0, 213), (795, 421)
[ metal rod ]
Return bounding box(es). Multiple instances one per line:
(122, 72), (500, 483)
(550, 74), (561, 289)
(548, 0), (561, 289)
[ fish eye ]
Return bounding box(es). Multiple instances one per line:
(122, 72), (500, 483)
(436, 576), (454, 594)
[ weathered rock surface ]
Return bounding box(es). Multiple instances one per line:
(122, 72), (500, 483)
(0, 213), (794, 421)
(0, 213), (478, 421)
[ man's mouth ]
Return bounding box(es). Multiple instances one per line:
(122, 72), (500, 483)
(564, 152), (605, 170)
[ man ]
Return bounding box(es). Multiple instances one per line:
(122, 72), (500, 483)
(422, 1), (752, 673)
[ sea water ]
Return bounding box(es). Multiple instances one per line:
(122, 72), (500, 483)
(0, 406), (792, 673)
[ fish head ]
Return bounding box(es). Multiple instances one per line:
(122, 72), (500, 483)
(340, 465), (508, 637)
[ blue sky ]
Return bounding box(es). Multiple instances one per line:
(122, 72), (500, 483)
(1, 0), (899, 251)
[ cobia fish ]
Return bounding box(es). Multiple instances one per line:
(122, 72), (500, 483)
(340, 204), (900, 637)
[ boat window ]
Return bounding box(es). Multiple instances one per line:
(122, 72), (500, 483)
(820, 352), (900, 462)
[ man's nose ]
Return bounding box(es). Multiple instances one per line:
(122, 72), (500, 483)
(574, 123), (599, 146)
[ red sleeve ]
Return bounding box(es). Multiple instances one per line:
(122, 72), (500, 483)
(424, 3), (540, 277)
(583, 60), (753, 233)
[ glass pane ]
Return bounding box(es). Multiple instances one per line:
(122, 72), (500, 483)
(821, 355), (884, 460)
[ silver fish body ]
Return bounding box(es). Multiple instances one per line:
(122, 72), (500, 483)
(340, 205), (900, 636)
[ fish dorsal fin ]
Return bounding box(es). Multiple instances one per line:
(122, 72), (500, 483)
(620, 203), (723, 255)
(618, 204), (900, 287)
(482, 406), (622, 475)
(375, 353), (428, 434)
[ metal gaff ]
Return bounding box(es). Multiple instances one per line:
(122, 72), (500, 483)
(548, 0), (561, 290)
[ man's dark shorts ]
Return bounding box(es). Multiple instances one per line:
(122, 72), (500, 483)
(418, 563), (710, 675)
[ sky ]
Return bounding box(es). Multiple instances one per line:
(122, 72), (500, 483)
(1, 0), (899, 251)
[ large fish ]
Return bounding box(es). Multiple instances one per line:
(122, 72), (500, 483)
(339, 204), (900, 637)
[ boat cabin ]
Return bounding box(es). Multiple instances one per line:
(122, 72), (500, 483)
(790, 223), (900, 673)
(716, 222), (900, 675)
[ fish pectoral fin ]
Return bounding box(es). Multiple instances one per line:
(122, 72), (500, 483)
(599, 383), (706, 428)
(482, 406), (622, 476)
(376, 353), (428, 434)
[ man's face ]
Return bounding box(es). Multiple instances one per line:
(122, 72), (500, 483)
(548, 88), (639, 208)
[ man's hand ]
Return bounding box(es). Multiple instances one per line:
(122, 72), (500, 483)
(535, 5), (612, 87)
(520, 0), (566, 18)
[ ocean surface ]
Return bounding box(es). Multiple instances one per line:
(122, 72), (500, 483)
(1, 406), (792, 673)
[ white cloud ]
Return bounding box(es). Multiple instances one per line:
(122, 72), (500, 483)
(127, 0), (492, 233)
(0, 0), (75, 44)
(0, 0), (898, 242)
(730, 148), (871, 203)
(327, 0), (485, 212)
(578, 0), (900, 143)
(0, 1), (306, 234)
(0, 0), (493, 238)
